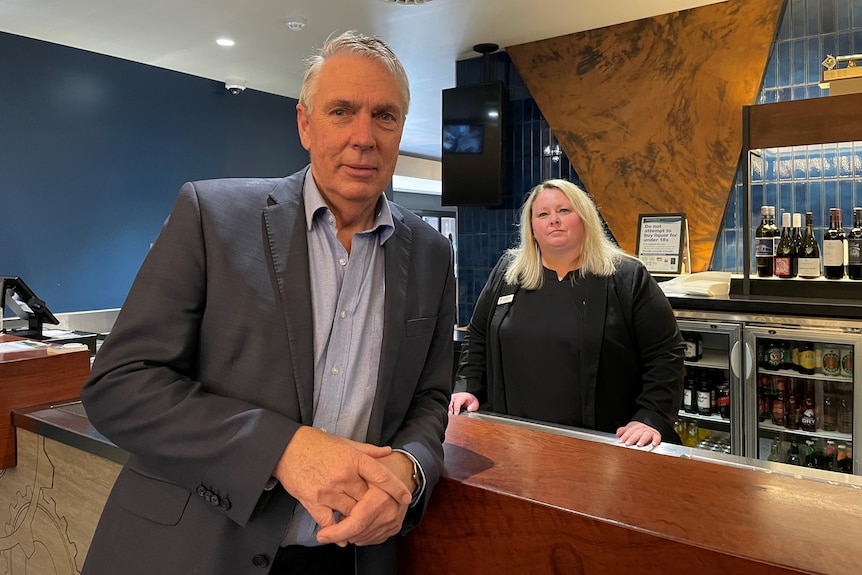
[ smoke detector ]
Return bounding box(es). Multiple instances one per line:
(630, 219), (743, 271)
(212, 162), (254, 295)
(285, 17), (307, 31)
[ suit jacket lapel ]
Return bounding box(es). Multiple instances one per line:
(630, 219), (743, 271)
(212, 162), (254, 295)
(262, 173), (315, 425)
(581, 274), (609, 429)
(366, 209), (412, 443)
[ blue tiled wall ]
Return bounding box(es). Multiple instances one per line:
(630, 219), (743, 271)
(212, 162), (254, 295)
(457, 0), (862, 323)
(714, 0), (862, 273)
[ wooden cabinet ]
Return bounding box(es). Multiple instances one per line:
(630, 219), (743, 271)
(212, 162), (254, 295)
(0, 335), (89, 468)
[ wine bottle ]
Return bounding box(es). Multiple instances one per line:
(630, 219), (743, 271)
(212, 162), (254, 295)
(848, 207), (862, 280)
(755, 205), (774, 277)
(769, 206), (779, 263)
(797, 212), (821, 279)
(823, 207), (846, 280)
(774, 212), (797, 278)
(792, 213), (803, 275)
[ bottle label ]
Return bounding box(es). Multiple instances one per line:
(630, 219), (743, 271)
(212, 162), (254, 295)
(848, 239), (862, 265)
(766, 347), (783, 368)
(798, 349), (816, 370)
(755, 237), (774, 257)
(822, 349), (841, 376)
(775, 257), (791, 276)
(801, 408), (816, 430)
(697, 390), (710, 412)
(798, 257), (820, 277)
(823, 240), (845, 266)
(683, 388), (692, 408)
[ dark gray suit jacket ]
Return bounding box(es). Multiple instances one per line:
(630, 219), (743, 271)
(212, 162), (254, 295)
(81, 167), (456, 574)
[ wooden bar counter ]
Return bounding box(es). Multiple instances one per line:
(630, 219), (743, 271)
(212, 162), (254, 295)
(399, 413), (862, 575)
(0, 334), (90, 468)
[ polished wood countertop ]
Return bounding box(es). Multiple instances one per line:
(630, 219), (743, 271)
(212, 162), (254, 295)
(400, 413), (862, 575)
(13, 396), (862, 573)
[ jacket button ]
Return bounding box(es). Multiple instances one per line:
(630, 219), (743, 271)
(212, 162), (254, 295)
(196, 485), (207, 497)
(252, 554), (270, 568)
(203, 491), (212, 503)
(219, 498), (232, 511)
(209, 494), (220, 507)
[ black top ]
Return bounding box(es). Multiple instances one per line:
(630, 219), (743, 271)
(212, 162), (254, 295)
(500, 268), (585, 426)
(455, 255), (684, 443)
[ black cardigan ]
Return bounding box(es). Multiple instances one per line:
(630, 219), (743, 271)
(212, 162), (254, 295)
(454, 254), (685, 443)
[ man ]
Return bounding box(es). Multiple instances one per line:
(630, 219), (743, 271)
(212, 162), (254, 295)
(81, 30), (455, 575)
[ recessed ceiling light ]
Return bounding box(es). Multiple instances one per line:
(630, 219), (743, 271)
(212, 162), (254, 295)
(216, 38), (235, 47)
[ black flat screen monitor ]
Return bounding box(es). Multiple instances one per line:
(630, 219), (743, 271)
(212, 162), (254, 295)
(441, 81), (506, 206)
(1, 276), (60, 339)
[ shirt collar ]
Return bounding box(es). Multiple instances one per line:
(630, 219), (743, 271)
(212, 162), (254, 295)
(303, 174), (395, 244)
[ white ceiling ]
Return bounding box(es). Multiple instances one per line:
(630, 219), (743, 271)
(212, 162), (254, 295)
(1, 0), (724, 160)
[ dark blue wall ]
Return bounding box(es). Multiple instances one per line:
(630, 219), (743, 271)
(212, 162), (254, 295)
(0, 32), (308, 313)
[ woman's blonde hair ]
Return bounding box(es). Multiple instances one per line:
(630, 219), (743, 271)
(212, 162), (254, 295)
(504, 179), (627, 289)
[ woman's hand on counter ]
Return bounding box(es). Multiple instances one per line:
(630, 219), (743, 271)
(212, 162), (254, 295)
(616, 421), (661, 448)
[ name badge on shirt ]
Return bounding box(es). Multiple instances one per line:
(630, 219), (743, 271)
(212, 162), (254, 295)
(497, 294), (514, 305)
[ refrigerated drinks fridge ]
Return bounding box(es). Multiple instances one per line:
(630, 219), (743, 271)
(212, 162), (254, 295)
(674, 311), (858, 477)
(675, 319), (744, 456)
(745, 322), (857, 474)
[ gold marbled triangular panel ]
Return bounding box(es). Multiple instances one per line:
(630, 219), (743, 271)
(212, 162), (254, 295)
(507, 0), (786, 271)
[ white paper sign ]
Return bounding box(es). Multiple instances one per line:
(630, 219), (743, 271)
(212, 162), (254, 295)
(636, 213), (686, 274)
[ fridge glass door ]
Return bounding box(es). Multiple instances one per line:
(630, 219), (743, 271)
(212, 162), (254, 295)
(675, 319), (743, 455)
(745, 325), (856, 475)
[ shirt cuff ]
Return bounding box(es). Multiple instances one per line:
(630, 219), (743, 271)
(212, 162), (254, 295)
(392, 448), (426, 507)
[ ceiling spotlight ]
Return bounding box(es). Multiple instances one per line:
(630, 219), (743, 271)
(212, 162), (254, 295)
(285, 17), (307, 31)
(216, 38), (235, 47)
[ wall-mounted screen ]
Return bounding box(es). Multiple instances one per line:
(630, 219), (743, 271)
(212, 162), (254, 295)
(441, 81), (505, 206)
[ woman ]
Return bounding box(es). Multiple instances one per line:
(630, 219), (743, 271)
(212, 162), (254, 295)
(450, 179), (684, 446)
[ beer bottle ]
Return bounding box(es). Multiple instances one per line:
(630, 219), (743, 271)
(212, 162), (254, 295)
(804, 439), (816, 467)
(755, 205), (774, 277)
(770, 377), (786, 426)
(696, 371), (712, 416)
(764, 340), (784, 370)
(824, 440), (837, 471)
(822, 381), (838, 432)
(767, 437), (782, 462)
(800, 380), (817, 432)
(717, 381), (730, 420)
(797, 212), (821, 279)
(779, 340), (794, 371)
(837, 383), (853, 434)
(848, 207), (862, 280)
(682, 331), (703, 361)
(837, 444), (850, 473)
(823, 207), (846, 279)
(797, 342), (816, 375)
(785, 378), (802, 430)
(775, 212), (797, 278)
(683, 369), (696, 414)
(786, 441), (802, 466)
